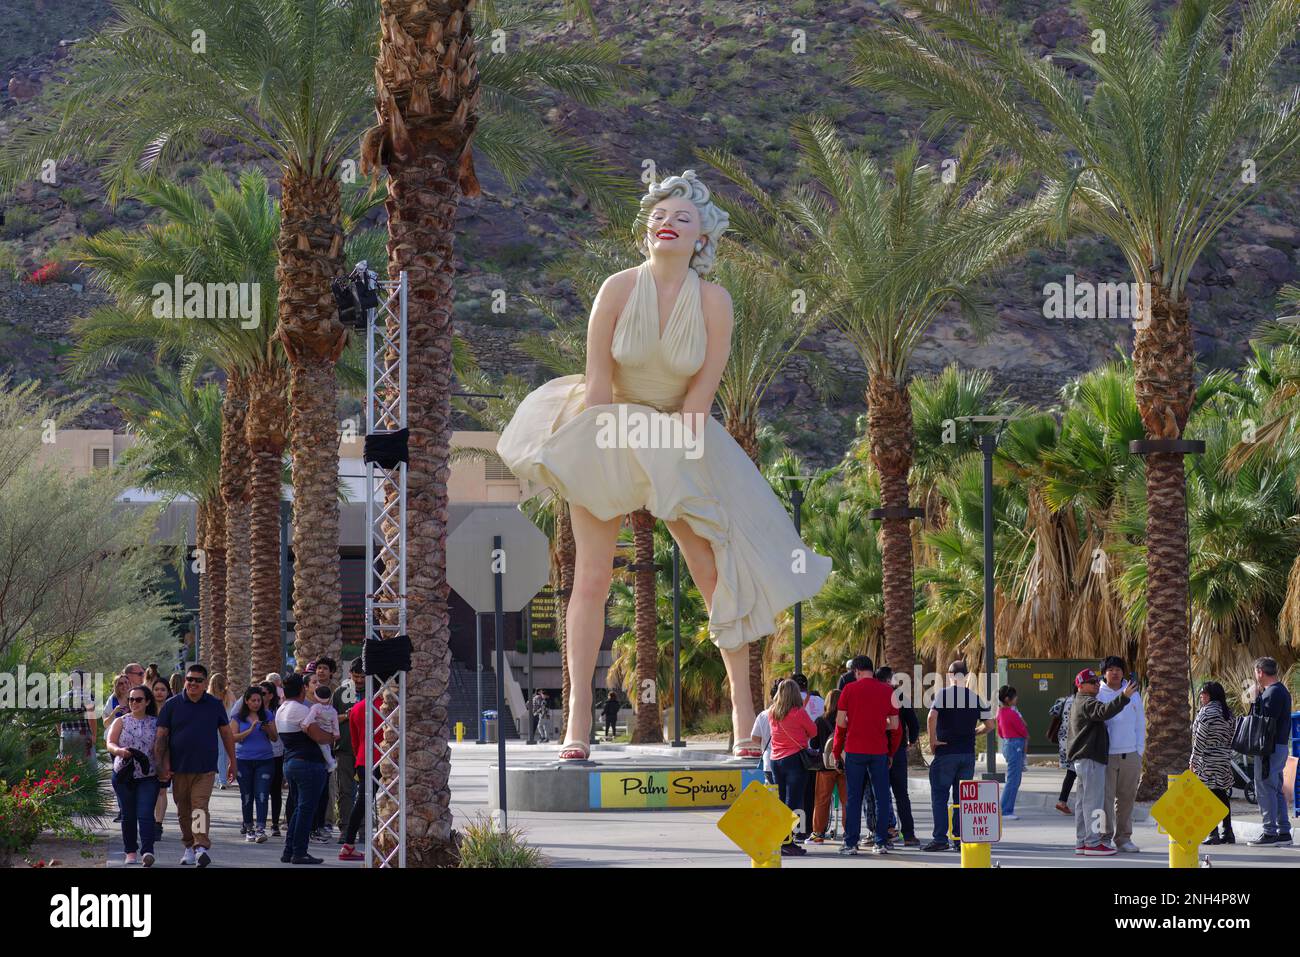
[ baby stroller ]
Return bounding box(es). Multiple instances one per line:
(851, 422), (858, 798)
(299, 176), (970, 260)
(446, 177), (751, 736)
(1229, 753), (1256, 804)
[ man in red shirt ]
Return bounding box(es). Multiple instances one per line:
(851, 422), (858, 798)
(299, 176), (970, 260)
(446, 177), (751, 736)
(833, 655), (900, 855)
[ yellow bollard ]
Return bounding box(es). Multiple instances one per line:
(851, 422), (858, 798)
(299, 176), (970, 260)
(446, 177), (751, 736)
(455, 721), (465, 743)
(1169, 837), (1198, 868)
(961, 841), (991, 868)
(751, 847), (782, 868)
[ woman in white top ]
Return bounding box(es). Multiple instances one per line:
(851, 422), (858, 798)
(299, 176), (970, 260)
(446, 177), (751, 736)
(106, 685), (161, 866)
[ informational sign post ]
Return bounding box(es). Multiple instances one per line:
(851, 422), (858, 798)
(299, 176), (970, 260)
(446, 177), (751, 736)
(959, 779), (1002, 843)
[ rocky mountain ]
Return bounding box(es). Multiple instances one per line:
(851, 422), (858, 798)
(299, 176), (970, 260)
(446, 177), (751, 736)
(2, 0), (1298, 466)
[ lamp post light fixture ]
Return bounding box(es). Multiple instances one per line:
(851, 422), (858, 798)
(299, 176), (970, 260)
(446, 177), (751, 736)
(953, 414), (1023, 783)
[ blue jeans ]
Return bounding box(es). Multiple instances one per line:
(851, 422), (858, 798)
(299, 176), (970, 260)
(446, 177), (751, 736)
(772, 753), (809, 838)
(216, 733), (229, 784)
(111, 771), (159, 855)
(1254, 742), (1292, 838)
(1000, 738), (1026, 814)
(844, 752), (893, 848)
(236, 757), (274, 828)
(283, 759), (327, 858)
(929, 752), (976, 844)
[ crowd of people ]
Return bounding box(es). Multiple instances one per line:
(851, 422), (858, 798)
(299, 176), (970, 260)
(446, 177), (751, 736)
(748, 653), (1295, 858)
(61, 649), (1296, 865)
(72, 656), (383, 866)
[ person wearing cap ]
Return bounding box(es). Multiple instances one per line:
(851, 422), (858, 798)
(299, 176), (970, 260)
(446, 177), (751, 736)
(1095, 656), (1144, 852)
(1066, 668), (1136, 856)
(922, 660), (994, 852)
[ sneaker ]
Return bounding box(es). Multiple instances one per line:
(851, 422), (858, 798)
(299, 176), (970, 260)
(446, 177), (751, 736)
(921, 841), (950, 852)
(291, 854), (323, 864)
(808, 834), (826, 845)
(239, 823), (248, 835)
(779, 842), (807, 856)
(1276, 833), (1293, 846)
(837, 845), (858, 856)
(872, 843), (890, 855)
(1084, 843), (1117, 857)
(1118, 840), (1140, 853)
(124, 852), (137, 865)
(1248, 833), (1281, 846)
(245, 831), (257, 843)
(902, 837), (920, 848)
(1074, 844), (1086, 855)
(951, 840), (962, 851)
(255, 828), (268, 844)
(1003, 813), (1019, 820)
(310, 829), (330, 844)
(280, 850), (293, 863)
(1221, 831), (1236, 845)
(179, 847), (196, 866)
(1055, 801), (1071, 815)
(338, 844), (364, 862)
(271, 825), (281, 837)
(196, 848), (211, 868)
(141, 852), (154, 868)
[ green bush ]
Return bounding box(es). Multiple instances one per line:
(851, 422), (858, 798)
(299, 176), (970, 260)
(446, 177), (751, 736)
(458, 815), (546, 868)
(60, 186), (90, 208)
(687, 710), (733, 735)
(0, 206), (41, 239)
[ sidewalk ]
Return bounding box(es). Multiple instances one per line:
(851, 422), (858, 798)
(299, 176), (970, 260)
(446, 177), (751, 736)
(450, 741), (1300, 868)
(102, 781), (355, 869)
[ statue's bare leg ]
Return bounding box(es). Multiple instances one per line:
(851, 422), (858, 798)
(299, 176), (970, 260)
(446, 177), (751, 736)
(563, 504), (623, 755)
(665, 518), (756, 747)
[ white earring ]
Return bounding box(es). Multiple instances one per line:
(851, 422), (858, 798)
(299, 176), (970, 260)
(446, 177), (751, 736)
(694, 239), (704, 252)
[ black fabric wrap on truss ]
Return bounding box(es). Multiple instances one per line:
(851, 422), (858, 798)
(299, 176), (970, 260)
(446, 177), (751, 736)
(364, 428), (409, 469)
(363, 634), (413, 682)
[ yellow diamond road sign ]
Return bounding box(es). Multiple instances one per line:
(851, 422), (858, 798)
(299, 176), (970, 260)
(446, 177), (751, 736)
(718, 781), (798, 860)
(1151, 769), (1228, 847)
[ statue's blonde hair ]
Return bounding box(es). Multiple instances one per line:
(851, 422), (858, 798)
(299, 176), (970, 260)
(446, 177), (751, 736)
(635, 169), (729, 275)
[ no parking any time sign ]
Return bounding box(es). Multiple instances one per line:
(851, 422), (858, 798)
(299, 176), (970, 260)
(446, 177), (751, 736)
(959, 779), (1002, 843)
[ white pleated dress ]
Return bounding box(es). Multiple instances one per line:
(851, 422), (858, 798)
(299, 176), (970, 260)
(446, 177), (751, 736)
(497, 261), (832, 651)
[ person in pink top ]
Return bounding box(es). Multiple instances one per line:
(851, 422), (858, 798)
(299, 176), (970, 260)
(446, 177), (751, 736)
(767, 678), (818, 856)
(997, 685), (1029, 819)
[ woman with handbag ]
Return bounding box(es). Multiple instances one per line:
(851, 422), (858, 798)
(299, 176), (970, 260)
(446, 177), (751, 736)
(767, 678), (818, 856)
(1191, 681), (1235, 844)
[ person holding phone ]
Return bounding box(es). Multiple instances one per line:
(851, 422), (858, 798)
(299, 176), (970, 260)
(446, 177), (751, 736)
(1095, 656), (1144, 853)
(1067, 668), (1137, 856)
(231, 686), (278, 843)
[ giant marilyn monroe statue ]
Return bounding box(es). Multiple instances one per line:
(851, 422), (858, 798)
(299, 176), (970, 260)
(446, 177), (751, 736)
(497, 170), (832, 760)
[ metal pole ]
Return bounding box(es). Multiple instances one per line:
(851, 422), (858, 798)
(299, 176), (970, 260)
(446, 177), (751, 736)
(493, 534), (508, 829)
(475, 613), (484, 744)
(980, 433), (998, 779)
(672, 541), (684, 747)
(526, 602), (535, 745)
(792, 484), (805, 676)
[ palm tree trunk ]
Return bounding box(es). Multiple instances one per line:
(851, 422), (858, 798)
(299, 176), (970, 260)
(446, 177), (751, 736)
(1133, 285), (1195, 801)
(555, 500), (575, 733)
(206, 499), (227, 677)
(222, 373), (252, 690)
(276, 169), (346, 673)
(196, 500), (212, 670)
(867, 371), (918, 689)
(370, 0), (480, 868)
(247, 367), (288, 682)
(630, 508), (662, 743)
(726, 415), (767, 714)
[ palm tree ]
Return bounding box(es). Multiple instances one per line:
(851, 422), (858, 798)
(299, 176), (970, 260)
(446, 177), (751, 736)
(708, 257), (830, 712)
(114, 371), (224, 671)
(851, 0), (1300, 796)
(363, 0), (633, 864)
(705, 118), (1038, 704)
(71, 170), (378, 685)
(2, 0), (382, 678)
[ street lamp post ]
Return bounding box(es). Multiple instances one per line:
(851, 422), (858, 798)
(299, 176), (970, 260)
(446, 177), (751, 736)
(955, 414), (1020, 783)
(780, 473), (814, 676)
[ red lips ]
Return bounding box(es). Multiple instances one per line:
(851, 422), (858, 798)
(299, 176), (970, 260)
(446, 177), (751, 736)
(655, 228), (678, 240)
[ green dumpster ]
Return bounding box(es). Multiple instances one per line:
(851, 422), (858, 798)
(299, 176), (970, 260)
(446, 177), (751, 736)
(997, 658), (1098, 756)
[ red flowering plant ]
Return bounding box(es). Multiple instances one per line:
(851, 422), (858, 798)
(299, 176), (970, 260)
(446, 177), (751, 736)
(0, 757), (99, 863)
(25, 261), (69, 285)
